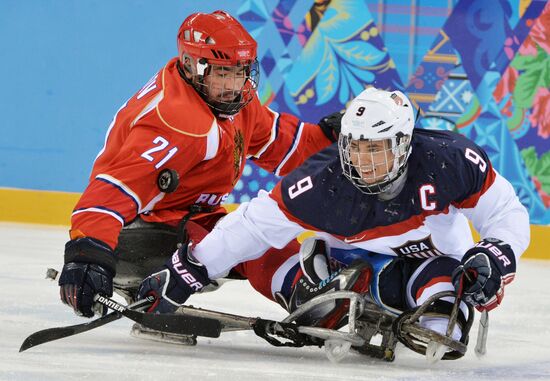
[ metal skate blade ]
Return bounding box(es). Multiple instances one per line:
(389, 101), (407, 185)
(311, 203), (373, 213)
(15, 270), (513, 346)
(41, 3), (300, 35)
(130, 323), (197, 346)
(324, 339), (352, 363)
(426, 341), (447, 364)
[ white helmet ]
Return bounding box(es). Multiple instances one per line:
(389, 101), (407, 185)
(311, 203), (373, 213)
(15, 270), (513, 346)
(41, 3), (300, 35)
(338, 87), (415, 194)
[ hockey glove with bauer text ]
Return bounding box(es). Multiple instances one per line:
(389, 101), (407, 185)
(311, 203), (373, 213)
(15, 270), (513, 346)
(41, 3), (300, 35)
(318, 111), (343, 142)
(452, 238), (516, 311)
(137, 243), (210, 314)
(58, 237), (116, 318)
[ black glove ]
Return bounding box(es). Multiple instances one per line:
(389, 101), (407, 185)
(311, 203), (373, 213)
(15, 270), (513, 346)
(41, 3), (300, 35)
(137, 243), (210, 314)
(58, 237), (116, 317)
(452, 238), (516, 311)
(318, 111), (343, 142)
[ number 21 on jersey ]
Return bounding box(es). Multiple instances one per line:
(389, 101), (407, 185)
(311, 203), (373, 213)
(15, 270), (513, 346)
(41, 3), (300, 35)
(141, 136), (178, 169)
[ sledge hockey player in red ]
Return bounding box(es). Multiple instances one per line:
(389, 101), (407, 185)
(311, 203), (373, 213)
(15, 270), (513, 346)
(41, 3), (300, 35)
(57, 10), (338, 318)
(161, 87), (530, 343)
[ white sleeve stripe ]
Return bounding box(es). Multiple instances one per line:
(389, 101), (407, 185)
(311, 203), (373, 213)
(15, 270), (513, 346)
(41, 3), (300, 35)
(72, 208), (125, 226)
(130, 91), (164, 127)
(247, 108), (279, 159)
(204, 119), (220, 161)
(142, 192), (166, 213)
(94, 101), (128, 162)
(95, 174), (143, 212)
(274, 122), (304, 176)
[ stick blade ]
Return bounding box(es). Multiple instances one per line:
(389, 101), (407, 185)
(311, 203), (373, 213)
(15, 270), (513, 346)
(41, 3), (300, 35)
(20, 327), (77, 352)
(19, 312), (121, 352)
(136, 312), (222, 338)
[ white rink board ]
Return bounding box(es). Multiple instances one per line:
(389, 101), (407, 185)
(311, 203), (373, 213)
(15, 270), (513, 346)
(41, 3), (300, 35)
(1, 222), (549, 381)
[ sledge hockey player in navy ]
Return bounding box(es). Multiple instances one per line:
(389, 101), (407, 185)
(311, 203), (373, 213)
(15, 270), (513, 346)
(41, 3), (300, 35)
(149, 87), (531, 353)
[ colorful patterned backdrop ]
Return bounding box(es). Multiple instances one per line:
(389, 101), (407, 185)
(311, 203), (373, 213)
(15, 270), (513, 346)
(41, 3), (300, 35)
(225, 0), (550, 225)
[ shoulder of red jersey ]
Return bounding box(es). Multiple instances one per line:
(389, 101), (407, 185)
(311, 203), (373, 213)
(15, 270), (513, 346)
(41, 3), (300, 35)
(152, 58), (218, 137)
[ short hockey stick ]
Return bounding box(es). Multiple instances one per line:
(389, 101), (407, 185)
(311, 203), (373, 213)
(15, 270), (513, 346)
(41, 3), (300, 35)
(19, 297), (151, 352)
(474, 310), (489, 357)
(20, 295), (222, 352)
(458, 269), (490, 358)
(94, 295), (221, 337)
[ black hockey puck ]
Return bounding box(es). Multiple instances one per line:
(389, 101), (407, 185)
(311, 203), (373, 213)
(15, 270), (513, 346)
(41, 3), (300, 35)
(157, 169), (179, 193)
(45, 268), (59, 281)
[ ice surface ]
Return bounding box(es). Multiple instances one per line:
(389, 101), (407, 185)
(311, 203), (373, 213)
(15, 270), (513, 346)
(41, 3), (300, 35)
(1, 222), (549, 381)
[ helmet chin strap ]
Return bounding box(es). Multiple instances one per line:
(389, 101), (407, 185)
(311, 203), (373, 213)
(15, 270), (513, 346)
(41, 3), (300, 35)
(177, 59), (193, 83)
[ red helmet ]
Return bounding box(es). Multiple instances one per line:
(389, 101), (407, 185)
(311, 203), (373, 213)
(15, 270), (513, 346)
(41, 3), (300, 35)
(177, 10), (260, 116)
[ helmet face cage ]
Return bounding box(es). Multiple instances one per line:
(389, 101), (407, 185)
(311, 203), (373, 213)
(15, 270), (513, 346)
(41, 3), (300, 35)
(338, 133), (411, 194)
(183, 55), (259, 116)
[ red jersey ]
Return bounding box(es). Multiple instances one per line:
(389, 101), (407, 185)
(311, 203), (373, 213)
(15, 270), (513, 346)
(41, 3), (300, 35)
(71, 58), (331, 249)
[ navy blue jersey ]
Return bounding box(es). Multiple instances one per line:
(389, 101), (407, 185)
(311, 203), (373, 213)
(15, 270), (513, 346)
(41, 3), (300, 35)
(272, 129), (492, 240)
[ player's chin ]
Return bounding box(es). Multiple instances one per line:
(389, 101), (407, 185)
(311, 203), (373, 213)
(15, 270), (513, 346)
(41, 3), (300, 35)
(361, 175), (386, 185)
(360, 173), (375, 183)
(210, 95), (238, 104)
(223, 92), (241, 101)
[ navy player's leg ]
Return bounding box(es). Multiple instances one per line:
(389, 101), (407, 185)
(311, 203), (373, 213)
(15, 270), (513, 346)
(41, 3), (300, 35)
(269, 239), (372, 328)
(331, 249), (469, 317)
(330, 248), (405, 313)
(405, 256), (469, 340)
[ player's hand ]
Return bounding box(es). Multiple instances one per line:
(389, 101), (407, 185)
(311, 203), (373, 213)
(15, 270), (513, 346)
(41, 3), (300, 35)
(452, 238), (516, 311)
(59, 262), (114, 317)
(137, 243), (209, 314)
(318, 111), (343, 142)
(58, 237), (116, 317)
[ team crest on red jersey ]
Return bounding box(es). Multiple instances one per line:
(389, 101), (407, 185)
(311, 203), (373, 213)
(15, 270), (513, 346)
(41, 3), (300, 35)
(233, 129), (244, 185)
(390, 236), (444, 259)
